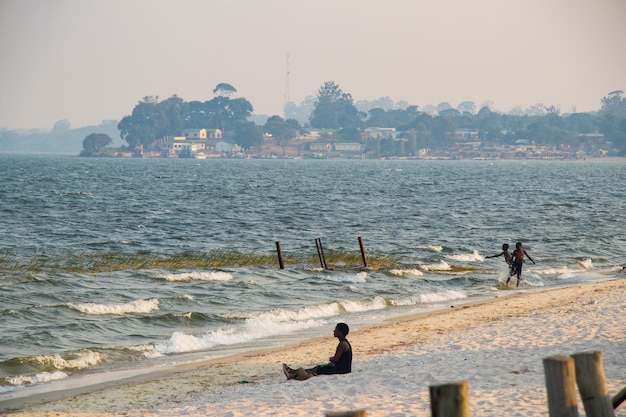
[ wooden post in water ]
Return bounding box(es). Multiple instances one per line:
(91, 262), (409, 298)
(572, 351), (615, 417)
(543, 355), (579, 417)
(275, 241), (284, 270)
(429, 381), (471, 417)
(358, 236), (368, 268)
(315, 238), (328, 270)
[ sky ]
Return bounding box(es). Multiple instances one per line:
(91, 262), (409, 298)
(1, 0), (625, 130)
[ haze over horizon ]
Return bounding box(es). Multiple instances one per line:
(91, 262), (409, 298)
(1, 0), (625, 131)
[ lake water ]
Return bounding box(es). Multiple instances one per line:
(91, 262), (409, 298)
(1, 155), (625, 397)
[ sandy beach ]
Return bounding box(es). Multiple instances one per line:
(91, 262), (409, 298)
(3, 278), (625, 417)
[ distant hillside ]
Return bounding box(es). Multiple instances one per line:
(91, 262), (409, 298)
(0, 120), (121, 154)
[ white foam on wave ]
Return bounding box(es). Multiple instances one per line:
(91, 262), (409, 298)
(362, 289), (467, 307)
(255, 296), (389, 323)
(127, 344), (162, 359)
(6, 371), (68, 386)
(69, 298), (159, 315)
(154, 317), (324, 354)
(3, 351), (104, 388)
(30, 351), (104, 371)
(420, 260), (452, 271)
(322, 271), (368, 283)
(446, 250), (483, 262)
(154, 296), (390, 355)
(578, 259), (593, 270)
(178, 294), (194, 300)
(390, 269), (424, 277)
(533, 266), (574, 276)
(158, 271), (233, 282)
(428, 245), (444, 252)
(420, 289), (468, 304)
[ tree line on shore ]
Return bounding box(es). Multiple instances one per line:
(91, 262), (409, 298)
(2, 82), (625, 156)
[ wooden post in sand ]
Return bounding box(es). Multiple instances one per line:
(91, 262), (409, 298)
(325, 410), (367, 417)
(429, 381), (470, 417)
(613, 386), (626, 410)
(543, 355), (579, 417)
(275, 241), (284, 269)
(572, 351), (615, 417)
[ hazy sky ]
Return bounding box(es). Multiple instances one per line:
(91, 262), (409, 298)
(1, 0), (625, 130)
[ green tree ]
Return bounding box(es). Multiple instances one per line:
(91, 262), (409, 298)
(204, 95), (254, 137)
(430, 115), (456, 148)
(264, 116), (300, 155)
(338, 127), (361, 141)
(233, 120), (263, 150)
(160, 95), (186, 137)
(52, 119), (71, 132)
(80, 133), (112, 155)
(405, 129), (417, 155)
(617, 118), (626, 154)
(367, 108), (390, 127)
(118, 96), (168, 149)
(601, 90), (626, 118)
(309, 81), (363, 129)
(457, 101), (476, 115)
(213, 83), (237, 97)
(184, 100), (211, 128)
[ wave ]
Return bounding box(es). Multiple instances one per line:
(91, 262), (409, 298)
(446, 250), (484, 262)
(389, 268), (424, 277)
(178, 294), (194, 300)
(153, 317), (325, 355)
(58, 191), (92, 197)
(420, 260), (452, 271)
(68, 298), (159, 315)
(577, 258), (593, 270)
(533, 266), (571, 275)
(419, 260), (481, 274)
(1, 350), (103, 387)
(5, 371), (68, 386)
(154, 296), (394, 355)
(428, 245), (444, 252)
(420, 289), (467, 304)
(153, 270), (234, 282)
(153, 289), (468, 355)
(321, 271), (368, 283)
(31, 351), (104, 371)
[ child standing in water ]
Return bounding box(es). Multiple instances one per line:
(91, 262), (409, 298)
(507, 242), (535, 287)
(486, 243), (513, 277)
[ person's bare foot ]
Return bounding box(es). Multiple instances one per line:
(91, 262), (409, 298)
(282, 363), (296, 379)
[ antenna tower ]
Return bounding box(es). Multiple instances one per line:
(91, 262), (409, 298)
(284, 53), (291, 114)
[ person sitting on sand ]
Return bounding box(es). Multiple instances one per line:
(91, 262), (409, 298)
(507, 242), (535, 288)
(283, 322), (352, 381)
(486, 243), (513, 275)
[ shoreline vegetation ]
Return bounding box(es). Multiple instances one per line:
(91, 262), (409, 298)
(0, 249), (404, 281)
(2, 277), (625, 416)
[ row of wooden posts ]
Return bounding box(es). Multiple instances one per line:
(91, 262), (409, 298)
(275, 236), (370, 270)
(323, 351), (626, 417)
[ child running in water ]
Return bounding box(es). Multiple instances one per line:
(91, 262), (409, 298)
(486, 243), (513, 277)
(507, 242), (535, 287)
